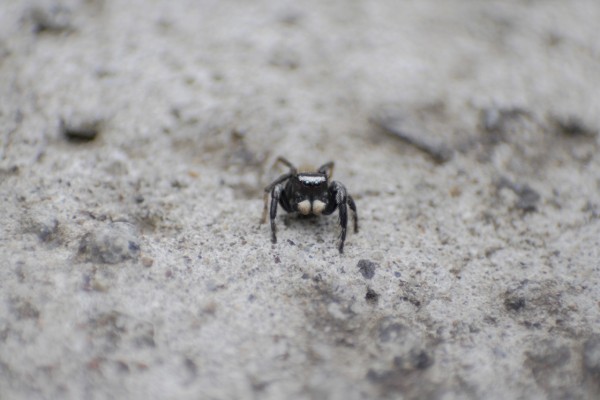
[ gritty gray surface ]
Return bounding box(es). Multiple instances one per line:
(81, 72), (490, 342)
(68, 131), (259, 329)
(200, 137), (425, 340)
(1, 0), (600, 399)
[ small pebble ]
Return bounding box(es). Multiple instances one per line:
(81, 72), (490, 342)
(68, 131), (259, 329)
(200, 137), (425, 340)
(78, 222), (140, 264)
(61, 117), (102, 143)
(583, 335), (600, 376)
(141, 257), (154, 268)
(357, 259), (377, 279)
(366, 288), (379, 303)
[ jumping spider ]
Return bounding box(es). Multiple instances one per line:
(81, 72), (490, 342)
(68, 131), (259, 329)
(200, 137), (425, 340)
(260, 157), (358, 253)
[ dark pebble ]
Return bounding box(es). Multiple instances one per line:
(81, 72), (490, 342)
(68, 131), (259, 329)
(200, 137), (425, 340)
(61, 117), (101, 142)
(504, 296), (526, 312)
(357, 259), (378, 279)
(366, 288), (379, 303)
(29, 5), (73, 34)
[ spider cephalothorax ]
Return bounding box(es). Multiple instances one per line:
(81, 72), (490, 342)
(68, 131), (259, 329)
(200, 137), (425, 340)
(260, 157), (358, 253)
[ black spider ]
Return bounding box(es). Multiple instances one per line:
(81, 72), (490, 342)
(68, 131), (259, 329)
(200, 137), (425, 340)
(260, 157), (358, 253)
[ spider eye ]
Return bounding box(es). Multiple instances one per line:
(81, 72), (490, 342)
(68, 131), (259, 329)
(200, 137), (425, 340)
(298, 175), (326, 187)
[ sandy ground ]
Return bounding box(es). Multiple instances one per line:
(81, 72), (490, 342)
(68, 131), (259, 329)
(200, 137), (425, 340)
(1, 0), (600, 399)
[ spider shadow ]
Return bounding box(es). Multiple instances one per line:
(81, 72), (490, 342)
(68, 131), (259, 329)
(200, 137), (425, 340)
(281, 213), (337, 244)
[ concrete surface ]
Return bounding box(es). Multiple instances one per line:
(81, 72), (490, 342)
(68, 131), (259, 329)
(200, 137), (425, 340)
(1, 0), (600, 399)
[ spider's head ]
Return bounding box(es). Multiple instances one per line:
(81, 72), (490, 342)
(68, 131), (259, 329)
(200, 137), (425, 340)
(291, 172), (329, 215)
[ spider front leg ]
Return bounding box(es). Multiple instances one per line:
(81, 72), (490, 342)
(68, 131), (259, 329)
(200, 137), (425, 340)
(348, 195), (358, 233)
(261, 172), (293, 225)
(338, 201), (348, 254)
(317, 161), (335, 180)
(324, 181), (352, 253)
(269, 184), (285, 243)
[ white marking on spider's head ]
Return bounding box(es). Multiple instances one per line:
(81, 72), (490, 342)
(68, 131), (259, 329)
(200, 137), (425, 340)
(297, 200), (311, 215)
(312, 200), (326, 215)
(298, 175), (326, 186)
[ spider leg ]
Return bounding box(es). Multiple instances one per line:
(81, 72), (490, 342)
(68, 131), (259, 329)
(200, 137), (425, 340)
(269, 184), (284, 243)
(261, 172), (293, 224)
(317, 161), (335, 180)
(274, 156), (297, 174)
(325, 181), (349, 253)
(348, 195), (358, 233)
(338, 201), (348, 254)
(261, 157), (297, 224)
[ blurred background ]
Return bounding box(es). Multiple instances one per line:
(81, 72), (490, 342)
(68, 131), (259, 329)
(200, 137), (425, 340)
(1, 1), (599, 399)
